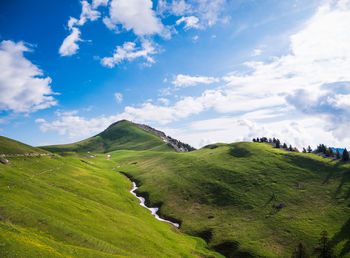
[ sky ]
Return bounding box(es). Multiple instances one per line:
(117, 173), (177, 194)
(0, 0), (350, 149)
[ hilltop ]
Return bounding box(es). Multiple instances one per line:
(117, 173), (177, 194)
(41, 120), (195, 153)
(0, 136), (48, 155)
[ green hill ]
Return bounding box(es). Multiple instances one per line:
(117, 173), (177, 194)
(112, 142), (350, 257)
(0, 136), (47, 155)
(0, 152), (218, 257)
(41, 120), (191, 153)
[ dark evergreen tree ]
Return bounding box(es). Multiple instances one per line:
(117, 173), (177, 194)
(275, 139), (280, 148)
(256, 138), (260, 142)
(307, 146), (312, 153)
(303, 147), (307, 153)
(314, 230), (335, 258)
(289, 145), (293, 151)
(283, 143), (288, 149)
(336, 149), (341, 159)
(328, 148), (334, 157)
(273, 137), (276, 143)
(252, 138), (256, 142)
(292, 243), (309, 258)
(269, 138), (272, 143)
(342, 148), (349, 161)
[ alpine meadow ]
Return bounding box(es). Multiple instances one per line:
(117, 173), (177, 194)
(1, 0), (350, 257)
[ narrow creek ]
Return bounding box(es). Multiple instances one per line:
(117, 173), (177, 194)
(130, 181), (180, 228)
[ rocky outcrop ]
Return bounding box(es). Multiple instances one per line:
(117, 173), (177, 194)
(134, 123), (196, 152)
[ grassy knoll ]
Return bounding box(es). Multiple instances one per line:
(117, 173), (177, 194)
(41, 120), (175, 153)
(0, 136), (47, 155)
(111, 142), (350, 257)
(0, 153), (219, 257)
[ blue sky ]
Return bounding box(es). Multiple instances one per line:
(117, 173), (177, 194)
(1, 0), (350, 149)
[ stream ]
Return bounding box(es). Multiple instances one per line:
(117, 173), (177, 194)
(130, 182), (180, 228)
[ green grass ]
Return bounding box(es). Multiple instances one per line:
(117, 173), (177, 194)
(41, 120), (175, 153)
(0, 136), (47, 155)
(111, 142), (350, 257)
(0, 153), (219, 257)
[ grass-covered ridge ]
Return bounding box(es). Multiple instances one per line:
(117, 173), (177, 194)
(41, 120), (176, 153)
(0, 136), (47, 155)
(0, 152), (219, 257)
(112, 142), (350, 257)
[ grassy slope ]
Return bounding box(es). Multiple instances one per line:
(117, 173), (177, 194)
(111, 142), (350, 257)
(41, 120), (174, 153)
(0, 136), (47, 155)
(0, 154), (219, 257)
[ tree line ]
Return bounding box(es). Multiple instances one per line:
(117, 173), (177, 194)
(291, 230), (336, 258)
(252, 137), (349, 161)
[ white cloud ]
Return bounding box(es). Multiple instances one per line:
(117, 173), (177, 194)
(158, 98), (170, 105)
(78, 0), (101, 26)
(172, 74), (219, 87)
(101, 40), (157, 68)
(60, 1), (100, 57)
(105, 0), (169, 38)
(0, 40), (57, 113)
(59, 27), (82, 56)
(251, 48), (262, 56)
(102, 17), (118, 32)
(92, 0), (109, 9)
(176, 16), (200, 30)
(114, 92), (123, 103)
(42, 1), (350, 149)
(195, 0), (228, 26)
(192, 35), (199, 41)
(171, 0), (192, 16)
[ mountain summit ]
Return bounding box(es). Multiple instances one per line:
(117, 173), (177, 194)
(41, 120), (195, 153)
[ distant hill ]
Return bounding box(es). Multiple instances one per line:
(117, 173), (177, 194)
(41, 120), (195, 153)
(0, 136), (48, 155)
(114, 142), (350, 257)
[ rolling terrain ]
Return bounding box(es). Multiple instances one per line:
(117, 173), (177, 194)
(0, 135), (218, 257)
(1, 120), (349, 257)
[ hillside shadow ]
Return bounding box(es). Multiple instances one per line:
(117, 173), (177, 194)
(335, 169), (350, 198)
(331, 218), (350, 257)
(229, 147), (252, 158)
(213, 241), (254, 258)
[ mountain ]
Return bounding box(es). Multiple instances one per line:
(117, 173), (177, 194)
(1, 124), (349, 257)
(41, 120), (195, 153)
(113, 142), (350, 257)
(0, 137), (217, 257)
(0, 135), (48, 155)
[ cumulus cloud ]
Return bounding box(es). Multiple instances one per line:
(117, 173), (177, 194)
(176, 16), (200, 30)
(59, 27), (82, 56)
(114, 92), (123, 103)
(59, 1), (100, 57)
(0, 40), (57, 112)
(101, 40), (157, 68)
(92, 0), (109, 9)
(41, 1), (350, 148)
(172, 74), (219, 87)
(105, 0), (169, 38)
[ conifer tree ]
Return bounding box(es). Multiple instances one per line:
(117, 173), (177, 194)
(336, 149), (341, 159)
(342, 148), (349, 161)
(289, 145), (293, 151)
(307, 146), (312, 153)
(292, 243), (309, 258)
(283, 143), (288, 149)
(314, 230), (335, 258)
(275, 139), (280, 148)
(303, 147), (307, 153)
